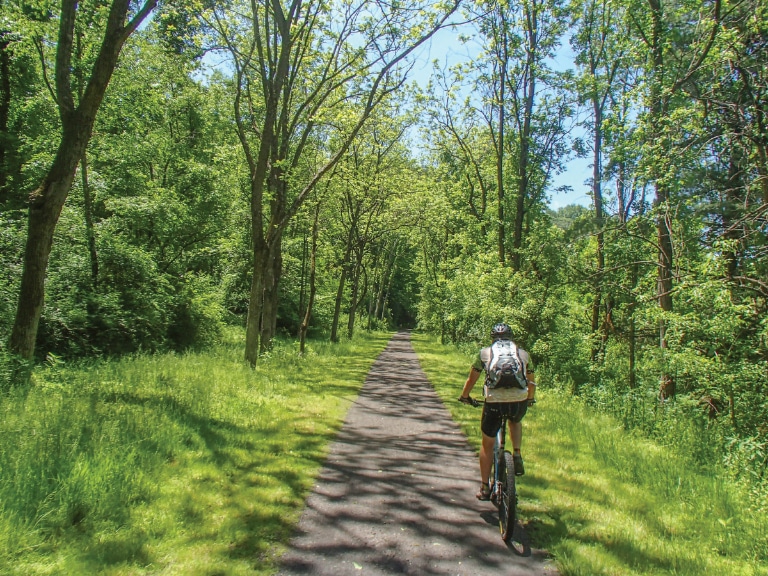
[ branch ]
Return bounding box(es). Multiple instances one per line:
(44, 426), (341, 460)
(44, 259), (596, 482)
(55, 0), (77, 122)
(671, 0), (722, 93)
(32, 36), (57, 105)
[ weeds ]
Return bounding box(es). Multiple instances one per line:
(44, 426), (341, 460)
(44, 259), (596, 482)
(0, 328), (390, 575)
(411, 332), (768, 576)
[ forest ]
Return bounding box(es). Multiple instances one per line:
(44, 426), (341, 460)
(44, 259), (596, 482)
(1, 0), (766, 559)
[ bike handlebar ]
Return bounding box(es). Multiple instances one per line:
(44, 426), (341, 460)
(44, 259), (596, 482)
(458, 396), (536, 408)
(457, 396), (480, 407)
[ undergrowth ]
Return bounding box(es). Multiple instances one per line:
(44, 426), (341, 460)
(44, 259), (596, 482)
(411, 332), (768, 576)
(0, 328), (391, 575)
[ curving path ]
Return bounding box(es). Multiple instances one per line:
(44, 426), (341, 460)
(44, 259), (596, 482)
(277, 331), (558, 576)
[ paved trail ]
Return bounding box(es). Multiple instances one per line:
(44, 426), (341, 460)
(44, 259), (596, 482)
(278, 332), (558, 576)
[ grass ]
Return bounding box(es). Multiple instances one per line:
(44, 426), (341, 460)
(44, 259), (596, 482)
(411, 332), (768, 576)
(0, 328), (391, 575)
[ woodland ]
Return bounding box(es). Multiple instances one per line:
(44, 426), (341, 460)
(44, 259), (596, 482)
(1, 0), (767, 541)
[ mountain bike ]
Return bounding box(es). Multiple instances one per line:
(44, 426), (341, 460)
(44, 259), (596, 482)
(459, 396), (532, 543)
(490, 406), (517, 542)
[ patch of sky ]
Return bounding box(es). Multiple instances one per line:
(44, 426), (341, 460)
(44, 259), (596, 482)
(409, 23), (592, 210)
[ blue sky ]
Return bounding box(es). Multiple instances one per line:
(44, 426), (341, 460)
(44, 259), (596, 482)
(412, 24), (593, 210)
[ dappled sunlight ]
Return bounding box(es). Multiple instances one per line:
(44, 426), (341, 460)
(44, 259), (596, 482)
(278, 332), (556, 575)
(412, 333), (768, 576)
(0, 331), (390, 575)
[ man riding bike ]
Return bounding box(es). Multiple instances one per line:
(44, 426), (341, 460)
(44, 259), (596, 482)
(458, 323), (536, 500)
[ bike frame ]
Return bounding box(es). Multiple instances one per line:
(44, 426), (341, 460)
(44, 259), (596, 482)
(490, 412), (507, 503)
(490, 409), (516, 542)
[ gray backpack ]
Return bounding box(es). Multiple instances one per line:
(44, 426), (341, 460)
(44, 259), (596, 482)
(485, 340), (527, 390)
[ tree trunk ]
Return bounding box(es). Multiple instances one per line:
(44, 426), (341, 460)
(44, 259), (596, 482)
(330, 233), (353, 343)
(496, 32), (507, 266)
(330, 264), (347, 343)
(259, 233), (283, 352)
(10, 166), (78, 358)
(723, 142), (743, 280)
(299, 203), (320, 354)
(591, 102), (604, 362)
(512, 11), (536, 271)
(8, 0), (156, 361)
(647, 0), (674, 399)
(375, 240), (398, 321)
(0, 34), (10, 200)
(617, 161), (627, 223)
(245, 239), (268, 366)
(755, 104), (768, 204)
(346, 249), (365, 338)
(655, 183), (675, 399)
(81, 153), (99, 287)
(628, 306), (636, 389)
(298, 231), (308, 328)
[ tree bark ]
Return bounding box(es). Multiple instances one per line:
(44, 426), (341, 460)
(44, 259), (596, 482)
(80, 153), (99, 288)
(330, 242), (351, 343)
(8, 0), (156, 361)
(260, 236), (282, 352)
(647, 0), (675, 398)
(496, 24), (507, 266)
(245, 239), (267, 365)
(346, 248), (365, 338)
(512, 2), (537, 271)
(0, 33), (11, 200)
(299, 203), (320, 354)
(591, 100), (605, 362)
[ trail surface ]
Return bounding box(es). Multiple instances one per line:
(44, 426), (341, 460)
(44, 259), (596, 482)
(277, 331), (558, 576)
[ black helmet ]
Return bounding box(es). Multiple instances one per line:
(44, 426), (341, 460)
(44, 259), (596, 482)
(490, 322), (512, 341)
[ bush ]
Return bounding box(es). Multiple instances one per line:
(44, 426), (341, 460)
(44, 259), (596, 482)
(167, 274), (225, 350)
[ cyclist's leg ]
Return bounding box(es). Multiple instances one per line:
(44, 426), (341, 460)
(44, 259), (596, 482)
(480, 403), (503, 485)
(507, 401), (529, 475)
(506, 401), (528, 450)
(508, 420), (522, 452)
(479, 432), (495, 485)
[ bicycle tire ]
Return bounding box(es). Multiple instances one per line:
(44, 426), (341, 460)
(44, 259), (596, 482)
(499, 450), (517, 542)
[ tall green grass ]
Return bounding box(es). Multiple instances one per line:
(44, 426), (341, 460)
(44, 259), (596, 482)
(411, 332), (768, 576)
(0, 329), (391, 575)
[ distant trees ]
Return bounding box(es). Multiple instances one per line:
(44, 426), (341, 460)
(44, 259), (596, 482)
(201, 0), (459, 365)
(1, 0), (766, 499)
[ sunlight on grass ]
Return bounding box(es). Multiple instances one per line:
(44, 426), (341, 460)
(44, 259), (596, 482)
(0, 329), (391, 575)
(411, 332), (768, 576)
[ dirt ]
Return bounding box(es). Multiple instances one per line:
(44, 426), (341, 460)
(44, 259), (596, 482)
(277, 331), (559, 576)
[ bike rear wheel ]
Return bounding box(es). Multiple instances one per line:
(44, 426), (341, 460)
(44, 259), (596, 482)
(499, 450), (517, 542)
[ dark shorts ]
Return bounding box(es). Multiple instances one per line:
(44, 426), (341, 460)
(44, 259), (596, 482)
(481, 401), (528, 437)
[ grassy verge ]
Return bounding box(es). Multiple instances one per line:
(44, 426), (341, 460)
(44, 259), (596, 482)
(0, 329), (391, 575)
(411, 332), (768, 576)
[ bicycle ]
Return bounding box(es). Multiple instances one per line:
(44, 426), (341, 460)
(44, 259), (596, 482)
(459, 395), (533, 543)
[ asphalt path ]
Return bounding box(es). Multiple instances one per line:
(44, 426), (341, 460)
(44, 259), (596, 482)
(277, 331), (558, 576)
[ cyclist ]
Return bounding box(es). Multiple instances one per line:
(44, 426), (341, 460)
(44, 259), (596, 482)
(458, 322), (536, 501)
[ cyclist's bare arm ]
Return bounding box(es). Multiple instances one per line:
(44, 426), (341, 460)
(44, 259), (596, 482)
(459, 367), (482, 406)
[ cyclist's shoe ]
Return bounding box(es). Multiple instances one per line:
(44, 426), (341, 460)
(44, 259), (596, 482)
(476, 484), (491, 501)
(513, 453), (525, 476)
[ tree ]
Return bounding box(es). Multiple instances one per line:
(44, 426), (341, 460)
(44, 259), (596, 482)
(631, 0), (721, 397)
(571, 0), (626, 362)
(326, 113), (412, 340)
(204, 0), (460, 365)
(448, 0), (568, 269)
(8, 0), (157, 361)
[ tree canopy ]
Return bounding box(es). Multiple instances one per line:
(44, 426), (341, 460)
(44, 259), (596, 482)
(1, 0), (767, 521)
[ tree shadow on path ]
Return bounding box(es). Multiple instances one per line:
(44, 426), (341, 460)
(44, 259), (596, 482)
(278, 332), (558, 576)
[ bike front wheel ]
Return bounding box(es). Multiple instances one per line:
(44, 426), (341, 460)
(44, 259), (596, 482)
(499, 450), (517, 542)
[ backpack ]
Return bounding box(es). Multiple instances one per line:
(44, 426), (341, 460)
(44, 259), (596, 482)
(485, 340), (527, 390)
